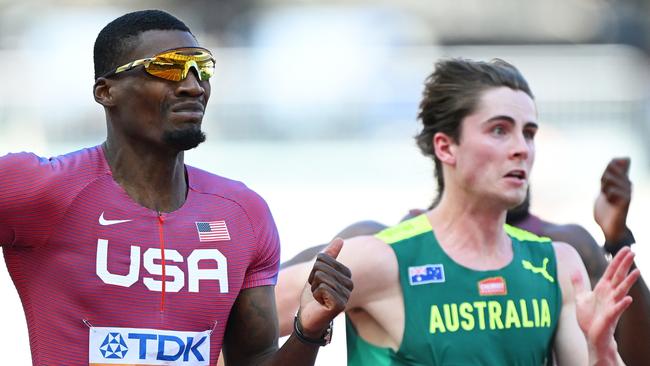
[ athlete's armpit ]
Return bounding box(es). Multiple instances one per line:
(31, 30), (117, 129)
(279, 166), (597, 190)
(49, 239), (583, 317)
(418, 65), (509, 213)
(222, 286), (280, 364)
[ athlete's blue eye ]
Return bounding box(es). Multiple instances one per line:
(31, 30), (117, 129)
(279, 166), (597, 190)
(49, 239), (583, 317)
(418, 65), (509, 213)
(492, 125), (506, 136)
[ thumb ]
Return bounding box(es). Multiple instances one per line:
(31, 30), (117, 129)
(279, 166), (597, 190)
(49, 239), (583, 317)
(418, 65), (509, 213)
(613, 157), (630, 175)
(322, 237), (344, 259)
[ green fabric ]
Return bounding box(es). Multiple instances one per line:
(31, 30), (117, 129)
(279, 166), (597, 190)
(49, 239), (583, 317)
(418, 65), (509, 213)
(346, 316), (395, 366)
(504, 223), (551, 243)
(375, 214), (432, 245)
(346, 215), (561, 365)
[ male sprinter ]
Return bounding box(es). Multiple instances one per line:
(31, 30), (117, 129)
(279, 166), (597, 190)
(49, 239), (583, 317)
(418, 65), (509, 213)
(278, 157), (650, 364)
(0, 10), (352, 365)
(276, 58), (639, 365)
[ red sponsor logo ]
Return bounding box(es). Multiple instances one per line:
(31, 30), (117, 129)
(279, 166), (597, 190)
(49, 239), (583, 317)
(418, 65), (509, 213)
(478, 276), (507, 296)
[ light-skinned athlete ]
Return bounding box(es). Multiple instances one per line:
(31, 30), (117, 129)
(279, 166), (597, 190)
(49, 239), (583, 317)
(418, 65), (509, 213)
(276, 58), (640, 365)
(279, 158), (650, 365)
(0, 10), (352, 366)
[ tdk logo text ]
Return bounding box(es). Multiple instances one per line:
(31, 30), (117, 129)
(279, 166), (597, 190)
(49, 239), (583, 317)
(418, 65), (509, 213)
(128, 333), (206, 362)
(89, 327), (211, 365)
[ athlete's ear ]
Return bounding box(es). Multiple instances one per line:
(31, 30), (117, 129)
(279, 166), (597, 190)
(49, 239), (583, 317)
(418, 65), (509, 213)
(93, 77), (116, 107)
(433, 132), (456, 166)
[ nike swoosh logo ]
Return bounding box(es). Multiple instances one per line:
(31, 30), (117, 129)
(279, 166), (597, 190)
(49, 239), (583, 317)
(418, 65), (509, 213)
(99, 212), (133, 226)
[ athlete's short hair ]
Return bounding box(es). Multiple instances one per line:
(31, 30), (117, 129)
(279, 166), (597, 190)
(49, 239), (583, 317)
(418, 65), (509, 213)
(93, 9), (192, 79)
(415, 58), (533, 203)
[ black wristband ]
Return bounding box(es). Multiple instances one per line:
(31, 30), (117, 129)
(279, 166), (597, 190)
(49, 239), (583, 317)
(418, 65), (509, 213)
(293, 313), (332, 347)
(604, 227), (635, 256)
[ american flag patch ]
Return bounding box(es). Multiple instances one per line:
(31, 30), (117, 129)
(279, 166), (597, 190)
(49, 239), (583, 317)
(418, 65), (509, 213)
(195, 221), (231, 242)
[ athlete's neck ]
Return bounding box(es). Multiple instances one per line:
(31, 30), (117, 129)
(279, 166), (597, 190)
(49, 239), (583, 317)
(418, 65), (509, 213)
(101, 140), (187, 213)
(427, 194), (513, 270)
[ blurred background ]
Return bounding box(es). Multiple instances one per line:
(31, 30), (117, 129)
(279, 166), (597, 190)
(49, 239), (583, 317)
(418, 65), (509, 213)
(2, 0), (650, 364)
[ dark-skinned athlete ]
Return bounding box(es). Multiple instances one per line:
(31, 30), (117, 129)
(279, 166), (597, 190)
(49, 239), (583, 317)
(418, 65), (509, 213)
(0, 10), (352, 366)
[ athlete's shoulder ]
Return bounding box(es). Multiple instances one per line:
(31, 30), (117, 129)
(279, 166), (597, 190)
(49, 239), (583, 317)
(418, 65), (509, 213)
(375, 214), (432, 245)
(0, 145), (108, 185)
(0, 146), (109, 247)
(186, 165), (260, 198)
(552, 241), (583, 266)
(186, 165), (272, 218)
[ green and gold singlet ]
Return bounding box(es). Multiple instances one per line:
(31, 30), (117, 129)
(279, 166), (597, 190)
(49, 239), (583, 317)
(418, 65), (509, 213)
(346, 215), (561, 365)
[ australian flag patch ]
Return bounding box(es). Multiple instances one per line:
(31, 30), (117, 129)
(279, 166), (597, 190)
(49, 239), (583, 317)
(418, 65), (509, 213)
(408, 264), (445, 286)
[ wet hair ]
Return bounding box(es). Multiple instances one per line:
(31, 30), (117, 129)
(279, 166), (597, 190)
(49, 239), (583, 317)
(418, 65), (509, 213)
(415, 58), (534, 204)
(94, 9), (192, 79)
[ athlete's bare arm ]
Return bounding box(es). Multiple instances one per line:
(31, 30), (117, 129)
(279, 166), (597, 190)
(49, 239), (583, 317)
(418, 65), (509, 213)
(222, 286), (285, 364)
(553, 242), (639, 365)
(276, 220), (389, 335)
(223, 241), (352, 365)
(542, 222), (650, 366)
(276, 235), (405, 349)
(538, 158), (649, 365)
(594, 157), (650, 365)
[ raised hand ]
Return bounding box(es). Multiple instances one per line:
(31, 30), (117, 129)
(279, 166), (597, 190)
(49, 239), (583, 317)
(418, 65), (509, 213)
(574, 247), (640, 350)
(297, 238), (353, 337)
(594, 158), (632, 245)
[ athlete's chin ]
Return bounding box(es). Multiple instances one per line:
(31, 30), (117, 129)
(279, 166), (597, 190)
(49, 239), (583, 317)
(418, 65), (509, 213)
(502, 191), (527, 210)
(162, 127), (206, 151)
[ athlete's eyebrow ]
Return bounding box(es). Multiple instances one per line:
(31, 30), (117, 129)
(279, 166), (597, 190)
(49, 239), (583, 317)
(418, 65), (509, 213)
(484, 115), (538, 130)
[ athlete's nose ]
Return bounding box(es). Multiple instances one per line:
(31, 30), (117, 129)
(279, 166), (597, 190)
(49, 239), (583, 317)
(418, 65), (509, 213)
(176, 68), (206, 98)
(511, 131), (531, 161)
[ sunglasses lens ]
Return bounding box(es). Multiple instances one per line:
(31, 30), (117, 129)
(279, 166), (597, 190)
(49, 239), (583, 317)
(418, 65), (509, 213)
(146, 62), (184, 81)
(144, 49), (215, 81)
(198, 61), (215, 80)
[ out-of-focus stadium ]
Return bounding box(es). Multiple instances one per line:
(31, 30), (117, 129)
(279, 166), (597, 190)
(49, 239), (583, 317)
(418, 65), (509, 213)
(1, 0), (650, 364)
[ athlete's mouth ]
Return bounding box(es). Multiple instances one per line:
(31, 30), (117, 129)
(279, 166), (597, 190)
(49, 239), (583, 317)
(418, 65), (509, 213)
(171, 102), (205, 114)
(504, 169), (527, 180)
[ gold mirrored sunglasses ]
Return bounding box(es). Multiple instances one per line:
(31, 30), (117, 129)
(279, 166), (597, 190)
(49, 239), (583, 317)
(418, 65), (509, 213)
(101, 47), (215, 81)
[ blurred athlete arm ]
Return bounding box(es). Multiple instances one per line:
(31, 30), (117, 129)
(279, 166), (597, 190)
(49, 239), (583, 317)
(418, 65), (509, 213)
(593, 157), (650, 365)
(553, 242), (639, 365)
(546, 157), (650, 365)
(223, 240), (352, 366)
(595, 158), (633, 255)
(280, 220), (388, 270)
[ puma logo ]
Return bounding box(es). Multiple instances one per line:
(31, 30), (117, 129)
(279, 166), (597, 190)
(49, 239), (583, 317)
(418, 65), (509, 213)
(522, 258), (555, 283)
